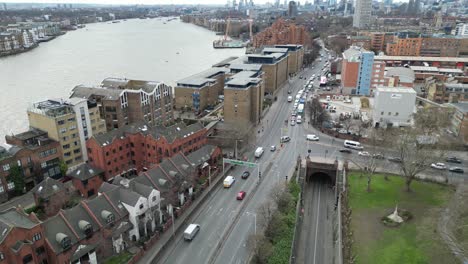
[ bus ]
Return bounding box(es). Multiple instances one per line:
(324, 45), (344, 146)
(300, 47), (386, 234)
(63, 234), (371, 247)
(319, 76), (327, 87)
(297, 103), (304, 115)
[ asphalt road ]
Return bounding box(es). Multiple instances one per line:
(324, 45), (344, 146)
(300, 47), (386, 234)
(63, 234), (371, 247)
(155, 51), (330, 264)
(153, 47), (468, 264)
(296, 177), (334, 264)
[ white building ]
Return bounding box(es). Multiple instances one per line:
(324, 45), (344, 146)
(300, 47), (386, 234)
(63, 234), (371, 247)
(353, 0), (372, 28)
(455, 23), (468, 36)
(372, 87), (417, 128)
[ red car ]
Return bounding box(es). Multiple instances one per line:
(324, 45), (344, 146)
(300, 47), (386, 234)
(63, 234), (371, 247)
(237, 191), (246, 200)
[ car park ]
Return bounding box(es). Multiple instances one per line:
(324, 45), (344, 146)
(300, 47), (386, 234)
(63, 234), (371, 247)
(446, 156), (462, 164)
(449, 167), (464, 173)
(358, 151), (370, 157)
(431, 163), (447, 170)
(237, 191), (246, 200)
(241, 171), (250, 179)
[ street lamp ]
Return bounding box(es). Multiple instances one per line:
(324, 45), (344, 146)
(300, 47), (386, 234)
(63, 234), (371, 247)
(235, 139), (243, 160)
(208, 165), (212, 187)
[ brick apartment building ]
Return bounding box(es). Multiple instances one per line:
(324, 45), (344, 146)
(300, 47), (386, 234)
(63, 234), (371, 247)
(0, 129), (62, 203)
(385, 32), (464, 57)
(31, 177), (70, 218)
(68, 163), (104, 198)
(253, 18), (306, 48)
(224, 70), (264, 129)
(348, 36), (372, 50)
(174, 68), (228, 113)
(71, 78), (174, 131)
(426, 82), (468, 103)
(449, 102), (468, 144)
(0, 208), (47, 264)
(86, 122), (207, 181)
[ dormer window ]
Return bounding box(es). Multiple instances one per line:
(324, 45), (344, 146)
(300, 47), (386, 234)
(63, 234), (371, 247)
(56, 233), (71, 251)
(79, 220), (93, 238)
(139, 204), (144, 209)
(101, 210), (115, 225)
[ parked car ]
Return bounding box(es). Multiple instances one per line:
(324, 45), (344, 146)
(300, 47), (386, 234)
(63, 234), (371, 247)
(339, 149), (352, 154)
(446, 156), (462, 164)
(237, 191), (246, 200)
(270, 145), (276, 152)
(306, 134), (319, 141)
(449, 167), (464, 173)
(431, 163), (447, 170)
(388, 157), (402, 163)
(280, 136), (291, 143)
(241, 171), (250, 179)
(291, 121), (296, 126)
(358, 151), (370, 157)
(372, 153), (385, 159)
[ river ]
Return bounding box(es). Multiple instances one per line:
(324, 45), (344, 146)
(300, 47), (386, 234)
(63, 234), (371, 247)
(0, 18), (244, 144)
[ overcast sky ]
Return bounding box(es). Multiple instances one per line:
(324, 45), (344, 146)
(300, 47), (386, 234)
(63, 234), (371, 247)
(4, 0), (269, 5)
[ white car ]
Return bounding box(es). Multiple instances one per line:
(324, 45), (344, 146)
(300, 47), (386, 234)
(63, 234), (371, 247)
(306, 134), (319, 141)
(291, 120), (296, 126)
(358, 151), (371, 157)
(431, 163), (447, 170)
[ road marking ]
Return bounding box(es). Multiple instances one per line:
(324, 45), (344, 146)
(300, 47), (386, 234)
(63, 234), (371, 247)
(313, 185), (321, 264)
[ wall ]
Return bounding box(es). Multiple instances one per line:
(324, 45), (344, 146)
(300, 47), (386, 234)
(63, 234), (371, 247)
(373, 90), (416, 127)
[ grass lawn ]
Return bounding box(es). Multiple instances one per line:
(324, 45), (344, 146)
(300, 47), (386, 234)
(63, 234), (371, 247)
(348, 172), (458, 264)
(104, 252), (133, 264)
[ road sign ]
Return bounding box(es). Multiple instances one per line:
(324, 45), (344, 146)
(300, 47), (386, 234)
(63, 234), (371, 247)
(223, 158), (257, 168)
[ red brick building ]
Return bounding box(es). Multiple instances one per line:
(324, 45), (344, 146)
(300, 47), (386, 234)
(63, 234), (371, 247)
(0, 129), (62, 203)
(68, 163), (104, 198)
(253, 18), (306, 48)
(86, 122), (207, 181)
(31, 177), (70, 218)
(0, 208), (47, 264)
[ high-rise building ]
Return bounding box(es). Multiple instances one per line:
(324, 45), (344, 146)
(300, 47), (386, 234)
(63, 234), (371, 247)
(288, 1), (298, 17)
(2, 3), (6, 10)
(353, 0), (372, 29)
(455, 23), (468, 36)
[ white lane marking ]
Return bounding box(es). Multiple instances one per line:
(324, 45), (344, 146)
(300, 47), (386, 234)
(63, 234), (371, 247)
(313, 185), (321, 264)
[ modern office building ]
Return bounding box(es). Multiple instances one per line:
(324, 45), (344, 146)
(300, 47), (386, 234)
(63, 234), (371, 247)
(224, 70), (264, 129)
(372, 87), (417, 128)
(288, 1), (298, 17)
(71, 78), (174, 131)
(27, 99), (106, 167)
(174, 68), (228, 113)
(353, 0), (372, 29)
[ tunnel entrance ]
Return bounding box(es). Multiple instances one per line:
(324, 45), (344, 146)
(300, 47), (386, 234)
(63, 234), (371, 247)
(306, 157), (338, 186)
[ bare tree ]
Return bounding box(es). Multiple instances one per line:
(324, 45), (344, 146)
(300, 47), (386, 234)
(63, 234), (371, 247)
(308, 98), (323, 125)
(413, 107), (451, 136)
(392, 128), (444, 192)
(248, 233), (274, 264)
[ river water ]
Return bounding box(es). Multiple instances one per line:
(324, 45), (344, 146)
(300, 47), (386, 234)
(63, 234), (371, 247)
(0, 18), (244, 144)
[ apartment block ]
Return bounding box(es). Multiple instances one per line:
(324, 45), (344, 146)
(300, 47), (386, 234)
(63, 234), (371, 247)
(86, 122), (207, 181)
(224, 71), (264, 130)
(353, 0), (372, 29)
(348, 36), (372, 50)
(68, 163), (104, 198)
(71, 78), (174, 131)
(246, 52), (288, 94)
(252, 18), (306, 48)
(27, 99), (106, 167)
(341, 46), (383, 95)
(274, 44), (304, 74)
(174, 68), (228, 113)
(385, 33), (463, 57)
(0, 129), (62, 202)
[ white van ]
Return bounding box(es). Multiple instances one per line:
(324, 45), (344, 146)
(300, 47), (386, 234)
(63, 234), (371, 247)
(344, 140), (363, 150)
(184, 224), (200, 241)
(223, 176), (235, 188)
(255, 147), (264, 158)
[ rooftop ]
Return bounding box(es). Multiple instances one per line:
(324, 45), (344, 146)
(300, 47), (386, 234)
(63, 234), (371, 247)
(343, 46), (370, 61)
(68, 163), (104, 181)
(31, 177), (66, 199)
(385, 67), (415, 83)
(226, 71), (262, 88)
(376, 86), (417, 94)
(0, 208), (39, 243)
(176, 68), (228, 88)
(375, 55), (468, 63)
(29, 99), (74, 118)
(212, 56), (239, 67)
(262, 47), (289, 54)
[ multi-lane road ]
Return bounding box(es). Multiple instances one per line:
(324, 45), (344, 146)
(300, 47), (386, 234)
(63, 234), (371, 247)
(149, 47), (468, 264)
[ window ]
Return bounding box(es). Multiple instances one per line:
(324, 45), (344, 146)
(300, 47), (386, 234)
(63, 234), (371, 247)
(0, 186), (3, 193)
(41, 162), (47, 169)
(0, 252), (4, 260)
(7, 182), (14, 190)
(395, 112), (399, 116)
(2, 164), (10, 171)
(152, 196), (157, 201)
(58, 120), (65, 125)
(380, 111), (384, 115)
(35, 246), (45, 256)
(388, 112), (391, 115)
(32, 232), (42, 241)
(22, 254), (33, 264)
(59, 128), (67, 134)
(139, 204), (144, 209)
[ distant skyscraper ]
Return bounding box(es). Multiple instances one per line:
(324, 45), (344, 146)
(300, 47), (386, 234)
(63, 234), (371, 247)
(353, 0), (372, 28)
(2, 3), (6, 10)
(384, 0), (392, 6)
(288, 1), (299, 17)
(250, 0), (254, 6)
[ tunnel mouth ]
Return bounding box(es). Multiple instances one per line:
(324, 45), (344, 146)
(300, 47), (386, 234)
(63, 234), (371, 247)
(308, 172), (334, 186)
